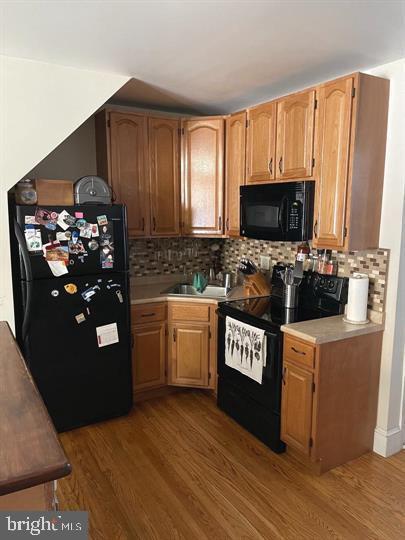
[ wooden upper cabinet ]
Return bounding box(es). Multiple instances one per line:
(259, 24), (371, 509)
(313, 73), (389, 251)
(109, 112), (149, 237)
(181, 117), (224, 236)
(225, 111), (246, 236)
(276, 90), (315, 180)
(281, 361), (314, 455)
(246, 102), (276, 183)
(313, 78), (354, 248)
(148, 117), (180, 236)
(168, 323), (209, 387)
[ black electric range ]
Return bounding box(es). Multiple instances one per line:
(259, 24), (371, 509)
(217, 266), (348, 453)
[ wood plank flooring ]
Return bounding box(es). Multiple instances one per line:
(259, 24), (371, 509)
(58, 390), (405, 539)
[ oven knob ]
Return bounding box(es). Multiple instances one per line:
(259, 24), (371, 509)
(328, 280), (335, 290)
(320, 277), (326, 287)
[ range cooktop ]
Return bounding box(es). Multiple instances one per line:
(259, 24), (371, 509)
(220, 295), (337, 329)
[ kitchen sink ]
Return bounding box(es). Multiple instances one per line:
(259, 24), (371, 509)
(162, 283), (229, 298)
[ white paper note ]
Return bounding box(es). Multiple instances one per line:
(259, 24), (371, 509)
(47, 260), (69, 277)
(96, 323), (119, 348)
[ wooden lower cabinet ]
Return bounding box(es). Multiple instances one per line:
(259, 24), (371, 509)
(281, 332), (383, 473)
(168, 323), (209, 387)
(168, 301), (217, 390)
(131, 301), (217, 399)
(281, 361), (314, 455)
(132, 322), (166, 393)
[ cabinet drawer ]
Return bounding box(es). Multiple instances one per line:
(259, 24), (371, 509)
(284, 335), (315, 369)
(169, 302), (211, 323)
(132, 303), (166, 324)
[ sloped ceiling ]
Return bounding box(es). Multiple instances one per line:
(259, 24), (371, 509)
(2, 1), (405, 113)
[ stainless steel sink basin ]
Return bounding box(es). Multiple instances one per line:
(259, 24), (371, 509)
(162, 283), (229, 298)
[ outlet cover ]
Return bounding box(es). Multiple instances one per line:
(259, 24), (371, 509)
(260, 255), (271, 270)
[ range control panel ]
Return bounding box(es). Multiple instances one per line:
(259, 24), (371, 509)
(313, 274), (348, 303)
(288, 201), (301, 230)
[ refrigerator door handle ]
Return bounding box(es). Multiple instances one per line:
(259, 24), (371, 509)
(22, 280), (34, 343)
(14, 218), (34, 340)
(14, 218), (33, 281)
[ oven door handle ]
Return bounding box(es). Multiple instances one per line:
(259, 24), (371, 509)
(264, 330), (278, 380)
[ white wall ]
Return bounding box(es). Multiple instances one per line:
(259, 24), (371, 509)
(27, 117), (97, 180)
(364, 59), (405, 456)
(0, 55), (129, 327)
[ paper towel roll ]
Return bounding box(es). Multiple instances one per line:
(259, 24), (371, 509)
(346, 273), (369, 323)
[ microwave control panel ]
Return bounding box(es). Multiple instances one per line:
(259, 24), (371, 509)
(288, 201), (301, 230)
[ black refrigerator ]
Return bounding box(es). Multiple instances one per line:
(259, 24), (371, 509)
(9, 203), (132, 432)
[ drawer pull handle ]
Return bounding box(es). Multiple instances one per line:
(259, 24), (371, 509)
(141, 313), (156, 317)
(291, 346), (306, 355)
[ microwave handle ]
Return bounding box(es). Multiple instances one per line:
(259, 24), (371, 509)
(278, 196), (288, 234)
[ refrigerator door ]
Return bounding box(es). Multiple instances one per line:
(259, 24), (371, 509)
(14, 204), (128, 280)
(22, 272), (132, 432)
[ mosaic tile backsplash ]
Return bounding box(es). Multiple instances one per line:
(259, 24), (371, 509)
(129, 238), (389, 313)
(221, 239), (389, 313)
(129, 238), (222, 277)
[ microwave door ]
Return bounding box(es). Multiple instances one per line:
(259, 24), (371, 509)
(242, 199), (283, 240)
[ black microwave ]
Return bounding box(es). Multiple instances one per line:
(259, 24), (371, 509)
(240, 181), (315, 241)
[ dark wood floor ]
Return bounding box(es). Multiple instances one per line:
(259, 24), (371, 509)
(58, 390), (405, 539)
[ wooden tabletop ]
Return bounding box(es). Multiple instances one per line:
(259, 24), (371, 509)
(0, 321), (71, 495)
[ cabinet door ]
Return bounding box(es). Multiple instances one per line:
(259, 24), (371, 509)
(110, 112), (149, 237)
(149, 117), (180, 236)
(276, 90), (315, 179)
(281, 361), (313, 455)
(225, 111), (246, 236)
(132, 322), (166, 392)
(246, 103), (276, 183)
(313, 78), (354, 249)
(168, 323), (209, 387)
(181, 118), (224, 236)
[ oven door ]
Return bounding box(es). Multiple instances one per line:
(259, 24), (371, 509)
(217, 310), (282, 412)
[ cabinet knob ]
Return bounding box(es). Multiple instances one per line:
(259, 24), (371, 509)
(278, 157), (283, 174)
(153, 217), (156, 231)
(226, 218), (229, 231)
(218, 216), (222, 231)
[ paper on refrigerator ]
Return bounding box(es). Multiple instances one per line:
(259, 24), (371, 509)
(96, 323), (119, 348)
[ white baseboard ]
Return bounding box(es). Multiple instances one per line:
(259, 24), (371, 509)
(373, 426), (404, 456)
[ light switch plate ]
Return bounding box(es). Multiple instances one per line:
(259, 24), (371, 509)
(260, 255), (271, 270)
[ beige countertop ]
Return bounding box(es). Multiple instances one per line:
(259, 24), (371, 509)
(130, 274), (249, 305)
(131, 275), (385, 345)
(281, 315), (384, 345)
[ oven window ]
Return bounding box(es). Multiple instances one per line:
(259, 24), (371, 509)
(246, 205), (279, 228)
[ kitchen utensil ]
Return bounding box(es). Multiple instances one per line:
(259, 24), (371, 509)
(238, 258), (258, 275)
(283, 266), (294, 286)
